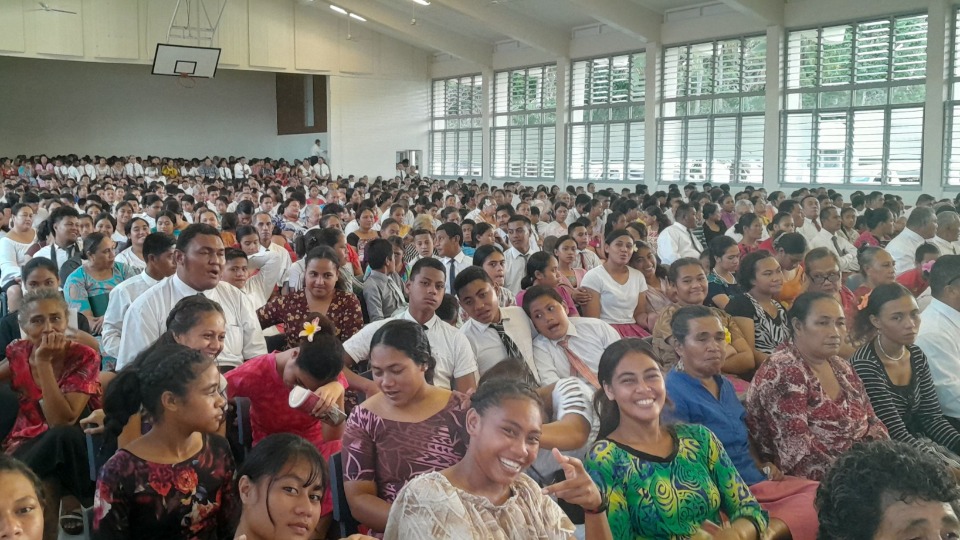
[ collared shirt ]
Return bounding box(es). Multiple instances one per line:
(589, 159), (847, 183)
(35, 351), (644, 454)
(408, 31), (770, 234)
(342, 309), (478, 390)
(263, 242), (292, 287)
(362, 270), (407, 322)
(930, 235), (960, 256)
(808, 228), (859, 272)
(887, 227), (928, 276)
(504, 245), (539, 294)
(916, 299), (960, 418)
(799, 218), (821, 242)
(243, 248), (286, 310)
(571, 249), (601, 271)
(32, 243), (80, 272)
(459, 306), (536, 379)
(439, 250), (471, 295)
(117, 274), (267, 369)
(532, 317), (620, 386)
(101, 272), (160, 359)
(656, 222), (702, 265)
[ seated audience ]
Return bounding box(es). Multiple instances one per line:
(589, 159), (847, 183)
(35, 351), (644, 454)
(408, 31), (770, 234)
(524, 285), (619, 387)
(734, 212), (764, 257)
(808, 206), (859, 273)
(666, 306), (819, 540)
(886, 207), (937, 276)
(724, 250), (790, 363)
(630, 241), (672, 330)
(95, 342), (237, 540)
(114, 217), (150, 271)
(31, 206), (81, 276)
(384, 379), (610, 540)
(706, 235), (742, 309)
(745, 292), (889, 481)
(895, 243), (940, 297)
(0, 454), (45, 540)
(854, 207), (894, 249)
(655, 203), (702, 265)
(342, 320), (469, 535)
(62, 233), (139, 337)
(231, 225), (286, 310)
(1, 289), (101, 538)
(815, 440), (960, 540)
(917, 256), (960, 422)
(757, 212), (795, 253)
(850, 283), (960, 470)
(472, 244), (516, 308)
(586, 339), (770, 539)
(769, 232), (808, 307)
(0, 203), (38, 312)
(503, 215), (539, 294)
(580, 230), (650, 337)
(853, 246), (897, 307)
(362, 238), (407, 322)
(515, 251), (578, 316)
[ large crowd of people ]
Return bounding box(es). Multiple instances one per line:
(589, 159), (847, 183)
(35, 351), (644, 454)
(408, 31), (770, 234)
(2, 152), (960, 539)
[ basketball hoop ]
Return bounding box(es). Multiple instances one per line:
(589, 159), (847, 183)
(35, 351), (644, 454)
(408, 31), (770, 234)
(176, 72), (196, 88)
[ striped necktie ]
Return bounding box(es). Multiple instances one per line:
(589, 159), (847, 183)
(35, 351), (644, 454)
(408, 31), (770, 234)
(558, 336), (600, 389)
(491, 321), (522, 360)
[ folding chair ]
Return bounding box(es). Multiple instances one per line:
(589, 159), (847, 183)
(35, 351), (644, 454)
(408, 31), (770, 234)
(329, 452), (360, 537)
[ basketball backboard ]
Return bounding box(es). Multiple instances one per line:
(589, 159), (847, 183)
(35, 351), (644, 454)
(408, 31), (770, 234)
(152, 43), (221, 78)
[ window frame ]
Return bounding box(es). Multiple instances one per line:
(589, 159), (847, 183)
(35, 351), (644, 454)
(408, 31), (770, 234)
(780, 12), (928, 188)
(491, 63), (557, 182)
(944, 7), (960, 188)
(429, 74), (484, 179)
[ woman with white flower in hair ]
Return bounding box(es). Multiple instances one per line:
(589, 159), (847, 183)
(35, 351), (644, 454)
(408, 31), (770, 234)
(225, 313), (350, 538)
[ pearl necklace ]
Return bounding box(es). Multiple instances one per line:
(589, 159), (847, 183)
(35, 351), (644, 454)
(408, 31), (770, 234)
(876, 336), (907, 362)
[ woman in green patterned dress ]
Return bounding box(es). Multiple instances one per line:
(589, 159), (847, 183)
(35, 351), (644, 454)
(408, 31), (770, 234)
(584, 338), (768, 540)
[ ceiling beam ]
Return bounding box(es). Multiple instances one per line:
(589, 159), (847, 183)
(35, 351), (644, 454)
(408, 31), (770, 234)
(717, 0), (784, 25)
(428, 0), (569, 58)
(330, 0), (492, 67)
(567, 0), (662, 42)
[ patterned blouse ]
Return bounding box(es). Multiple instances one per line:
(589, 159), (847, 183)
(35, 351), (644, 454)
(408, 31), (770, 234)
(342, 393), (469, 504)
(63, 262), (140, 318)
(585, 423), (768, 539)
(706, 272), (742, 309)
(3, 340), (101, 454)
(745, 346), (889, 481)
(93, 434), (238, 540)
(851, 342), (960, 466)
(257, 288), (363, 350)
(724, 293), (788, 355)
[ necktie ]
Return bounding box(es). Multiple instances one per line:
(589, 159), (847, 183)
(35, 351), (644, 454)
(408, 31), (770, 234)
(491, 321), (522, 360)
(687, 227), (702, 254)
(579, 251), (587, 270)
(558, 336), (600, 389)
(831, 235), (844, 256)
(448, 257), (456, 293)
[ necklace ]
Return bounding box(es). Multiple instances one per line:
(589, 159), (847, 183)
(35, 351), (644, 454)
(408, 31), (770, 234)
(876, 336), (907, 362)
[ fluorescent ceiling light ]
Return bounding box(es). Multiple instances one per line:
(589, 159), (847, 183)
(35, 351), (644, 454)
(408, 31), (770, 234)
(349, 12), (366, 21)
(330, 4), (347, 15)
(412, 0), (431, 5)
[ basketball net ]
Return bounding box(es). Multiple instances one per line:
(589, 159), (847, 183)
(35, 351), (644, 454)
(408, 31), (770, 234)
(176, 72), (196, 89)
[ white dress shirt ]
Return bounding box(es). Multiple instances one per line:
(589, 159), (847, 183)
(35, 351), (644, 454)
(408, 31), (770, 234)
(571, 249), (601, 271)
(32, 243), (80, 272)
(124, 163), (144, 178)
(656, 222), (703, 265)
(217, 167), (233, 180)
(930, 235), (960, 256)
(342, 309), (478, 390)
(115, 248), (146, 271)
(263, 243), (292, 287)
(117, 274), (267, 369)
(916, 299), (960, 418)
(101, 272), (160, 359)
(799, 218), (821, 242)
(234, 163), (252, 179)
(458, 306), (536, 379)
(242, 248), (286, 310)
(532, 317), (620, 386)
(504, 245), (539, 294)
(809, 228), (859, 272)
(886, 227), (928, 276)
(439, 250), (472, 295)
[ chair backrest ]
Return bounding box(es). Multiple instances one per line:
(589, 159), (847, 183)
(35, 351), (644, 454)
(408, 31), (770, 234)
(234, 397), (253, 461)
(85, 432), (116, 482)
(329, 452), (360, 537)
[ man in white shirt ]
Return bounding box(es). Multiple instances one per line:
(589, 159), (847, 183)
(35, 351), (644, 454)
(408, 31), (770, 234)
(887, 207), (937, 275)
(503, 215), (539, 294)
(313, 157), (331, 181)
(254, 212), (291, 287)
(138, 194), (164, 229)
(234, 157), (252, 180)
(435, 222), (471, 295)
(101, 233), (177, 359)
(117, 224), (268, 369)
(915, 256), (960, 420)
(123, 156), (144, 179)
(808, 206), (858, 273)
(798, 195), (822, 242)
(455, 267), (537, 379)
(32, 206), (81, 273)
(310, 139), (323, 158)
(930, 211), (960, 257)
(568, 222), (601, 271)
(657, 204), (703, 265)
(342, 258), (479, 393)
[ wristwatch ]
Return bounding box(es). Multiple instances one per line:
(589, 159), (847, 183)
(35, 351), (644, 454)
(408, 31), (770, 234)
(584, 490), (609, 515)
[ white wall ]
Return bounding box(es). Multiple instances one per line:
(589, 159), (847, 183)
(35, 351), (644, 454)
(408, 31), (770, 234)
(327, 76), (430, 180)
(0, 55), (283, 158)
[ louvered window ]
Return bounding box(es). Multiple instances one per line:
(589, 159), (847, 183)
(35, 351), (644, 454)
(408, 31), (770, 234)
(568, 52), (646, 183)
(492, 65), (557, 181)
(945, 9), (960, 185)
(430, 75), (483, 178)
(659, 35), (766, 185)
(782, 14), (926, 186)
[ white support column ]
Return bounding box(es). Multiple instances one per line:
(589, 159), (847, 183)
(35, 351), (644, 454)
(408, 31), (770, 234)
(762, 24), (782, 193)
(481, 66), (493, 185)
(922, 0), (949, 198)
(555, 57), (569, 190)
(645, 42), (660, 188)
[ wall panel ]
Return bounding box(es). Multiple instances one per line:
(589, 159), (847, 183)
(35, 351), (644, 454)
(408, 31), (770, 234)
(0, 2), (26, 53)
(248, 0), (294, 69)
(30, 0), (84, 57)
(93, 0), (139, 59)
(338, 20), (376, 75)
(294, 3), (338, 72)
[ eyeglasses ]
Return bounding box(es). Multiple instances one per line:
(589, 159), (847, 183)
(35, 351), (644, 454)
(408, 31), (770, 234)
(810, 272), (842, 285)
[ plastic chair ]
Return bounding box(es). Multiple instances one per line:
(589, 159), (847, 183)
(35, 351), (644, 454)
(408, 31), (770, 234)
(329, 452), (360, 537)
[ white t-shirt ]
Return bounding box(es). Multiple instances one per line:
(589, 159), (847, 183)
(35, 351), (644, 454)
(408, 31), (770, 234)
(580, 266), (648, 324)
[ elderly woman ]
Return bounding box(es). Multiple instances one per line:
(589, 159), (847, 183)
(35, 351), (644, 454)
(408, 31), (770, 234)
(852, 247), (897, 308)
(666, 305), (819, 540)
(745, 292), (889, 481)
(652, 258), (755, 379)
